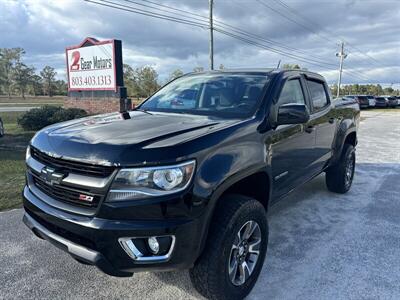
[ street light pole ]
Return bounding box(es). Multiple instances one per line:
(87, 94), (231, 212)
(336, 41), (347, 98)
(209, 0), (214, 70)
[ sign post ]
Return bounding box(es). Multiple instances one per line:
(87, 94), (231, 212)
(65, 37), (129, 114)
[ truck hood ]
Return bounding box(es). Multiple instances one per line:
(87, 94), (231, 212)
(31, 110), (238, 166)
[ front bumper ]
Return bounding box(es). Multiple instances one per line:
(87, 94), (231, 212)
(23, 185), (206, 276)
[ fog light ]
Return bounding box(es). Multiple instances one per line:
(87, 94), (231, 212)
(148, 237), (160, 254)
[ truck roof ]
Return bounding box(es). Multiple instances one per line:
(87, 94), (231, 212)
(188, 68), (326, 81)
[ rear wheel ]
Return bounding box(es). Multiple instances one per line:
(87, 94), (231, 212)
(190, 194), (268, 300)
(326, 143), (355, 193)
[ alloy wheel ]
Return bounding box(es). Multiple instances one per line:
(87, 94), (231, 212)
(345, 151), (355, 188)
(228, 220), (262, 286)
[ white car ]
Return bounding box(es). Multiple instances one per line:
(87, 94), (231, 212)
(366, 95), (376, 107)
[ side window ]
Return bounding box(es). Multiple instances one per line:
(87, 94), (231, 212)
(278, 79), (305, 106)
(307, 80), (329, 110)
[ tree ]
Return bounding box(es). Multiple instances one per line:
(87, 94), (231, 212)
(383, 87), (394, 95)
(123, 63), (139, 97)
(193, 67), (204, 72)
(137, 66), (160, 97)
(123, 65), (160, 98)
(54, 80), (67, 96)
(0, 47), (25, 97)
(30, 75), (43, 96)
(12, 62), (34, 98)
(40, 66), (57, 97)
(167, 69), (184, 82)
(330, 83), (398, 97)
(282, 63), (301, 70)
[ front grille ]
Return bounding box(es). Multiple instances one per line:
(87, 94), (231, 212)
(31, 171), (102, 207)
(31, 146), (114, 177)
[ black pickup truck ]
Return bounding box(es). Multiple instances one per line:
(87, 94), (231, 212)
(23, 69), (359, 300)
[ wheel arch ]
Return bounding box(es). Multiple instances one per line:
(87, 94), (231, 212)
(331, 122), (357, 165)
(197, 168), (272, 258)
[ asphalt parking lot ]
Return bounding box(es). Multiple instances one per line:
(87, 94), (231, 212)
(1, 110), (400, 299)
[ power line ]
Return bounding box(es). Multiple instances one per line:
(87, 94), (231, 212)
(270, 0), (387, 68)
(87, 0), (337, 68)
(85, 0), (208, 28)
(214, 19), (338, 65)
(214, 28), (372, 82)
(214, 28), (339, 69)
(137, 0), (377, 78)
(143, 0), (338, 65)
(255, 0), (335, 45)
(141, 0), (209, 20)
(85, 0), (373, 82)
(127, 0), (341, 67)
(124, 0), (210, 25)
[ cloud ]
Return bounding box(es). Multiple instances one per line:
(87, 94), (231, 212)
(1, 0), (399, 84)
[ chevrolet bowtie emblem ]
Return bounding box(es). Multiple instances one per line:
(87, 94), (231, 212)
(40, 167), (65, 186)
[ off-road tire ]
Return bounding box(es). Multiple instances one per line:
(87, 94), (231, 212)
(326, 143), (355, 193)
(189, 194), (268, 300)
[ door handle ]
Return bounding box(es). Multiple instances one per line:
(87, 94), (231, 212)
(328, 117), (335, 124)
(305, 125), (315, 133)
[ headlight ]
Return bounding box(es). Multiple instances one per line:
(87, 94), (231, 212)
(107, 160), (196, 201)
(26, 145), (31, 162)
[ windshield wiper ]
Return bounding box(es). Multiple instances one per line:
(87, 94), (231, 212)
(136, 108), (153, 115)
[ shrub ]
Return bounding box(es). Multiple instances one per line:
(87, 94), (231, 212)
(50, 108), (87, 124)
(18, 106), (88, 131)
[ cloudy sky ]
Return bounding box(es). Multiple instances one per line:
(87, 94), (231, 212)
(1, 0), (399, 86)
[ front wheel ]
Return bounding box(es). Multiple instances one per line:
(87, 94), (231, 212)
(190, 195), (268, 300)
(326, 143), (355, 193)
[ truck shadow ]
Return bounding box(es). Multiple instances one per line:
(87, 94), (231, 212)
(153, 270), (205, 299)
(152, 163), (400, 299)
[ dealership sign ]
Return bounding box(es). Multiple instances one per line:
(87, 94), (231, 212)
(66, 38), (119, 91)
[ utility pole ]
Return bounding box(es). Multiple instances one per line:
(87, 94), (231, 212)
(209, 0), (214, 70)
(336, 41), (347, 98)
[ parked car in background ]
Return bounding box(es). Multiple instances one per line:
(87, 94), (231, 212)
(0, 117), (4, 137)
(382, 96), (398, 108)
(356, 96), (370, 108)
(342, 95), (356, 102)
(396, 96), (400, 105)
(366, 95), (376, 107)
(342, 95), (372, 109)
(374, 96), (388, 107)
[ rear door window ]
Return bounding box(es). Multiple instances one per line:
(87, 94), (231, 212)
(307, 80), (329, 110)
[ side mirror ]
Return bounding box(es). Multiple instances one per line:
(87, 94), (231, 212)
(277, 104), (310, 125)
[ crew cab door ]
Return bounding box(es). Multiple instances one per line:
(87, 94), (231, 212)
(305, 78), (337, 170)
(268, 76), (318, 199)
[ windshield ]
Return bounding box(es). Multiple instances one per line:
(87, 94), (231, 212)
(140, 73), (270, 118)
